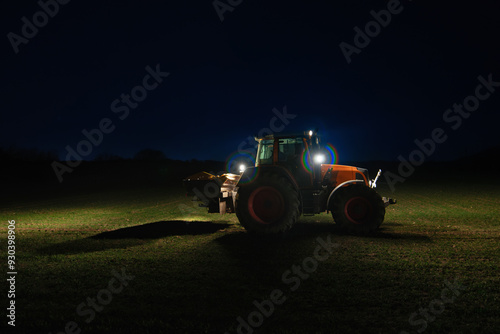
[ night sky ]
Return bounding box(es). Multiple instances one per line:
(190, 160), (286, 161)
(2, 0), (500, 163)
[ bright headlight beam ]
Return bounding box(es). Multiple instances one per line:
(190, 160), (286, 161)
(313, 154), (325, 164)
(239, 164), (246, 173)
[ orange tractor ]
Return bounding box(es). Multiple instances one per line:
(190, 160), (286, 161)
(184, 131), (396, 234)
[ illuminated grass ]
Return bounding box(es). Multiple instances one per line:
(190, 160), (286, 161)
(0, 180), (499, 333)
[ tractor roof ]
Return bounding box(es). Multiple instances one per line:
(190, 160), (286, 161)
(254, 130), (317, 141)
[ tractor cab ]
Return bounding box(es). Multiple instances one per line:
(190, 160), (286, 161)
(254, 132), (323, 188)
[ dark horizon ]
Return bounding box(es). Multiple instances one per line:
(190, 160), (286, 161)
(2, 143), (499, 165)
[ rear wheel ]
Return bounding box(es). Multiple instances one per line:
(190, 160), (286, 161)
(332, 185), (385, 233)
(235, 172), (300, 234)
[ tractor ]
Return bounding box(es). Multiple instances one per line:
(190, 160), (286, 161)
(183, 130), (396, 234)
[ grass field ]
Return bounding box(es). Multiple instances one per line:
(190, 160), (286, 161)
(1, 168), (499, 333)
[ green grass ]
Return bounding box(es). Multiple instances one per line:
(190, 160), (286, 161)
(1, 180), (499, 333)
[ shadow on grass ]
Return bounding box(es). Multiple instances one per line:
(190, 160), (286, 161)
(289, 222), (432, 241)
(91, 220), (231, 239)
(213, 221), (432, 290)
(215, 221), (431, 245)
(40, 220), (230, 255)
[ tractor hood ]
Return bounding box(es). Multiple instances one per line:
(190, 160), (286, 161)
(321, 164), (370, 186)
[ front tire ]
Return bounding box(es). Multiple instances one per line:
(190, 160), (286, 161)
(235, 172), (300, 234)
(332, 185), (385, 234)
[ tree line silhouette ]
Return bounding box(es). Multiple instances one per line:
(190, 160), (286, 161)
(0, 147), (174, 162)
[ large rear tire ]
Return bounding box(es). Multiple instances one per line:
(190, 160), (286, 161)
(331, 185), (385, 234)
(235, 172), (300, 234)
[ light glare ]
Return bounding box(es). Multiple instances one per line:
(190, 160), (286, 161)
(313, 154), (325, 164)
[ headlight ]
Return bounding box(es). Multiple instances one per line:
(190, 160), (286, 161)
(239, 164), (246, 173)
(313, 154), (325, 164)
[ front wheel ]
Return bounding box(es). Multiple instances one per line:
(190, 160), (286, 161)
(331, 185), (385, 234)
